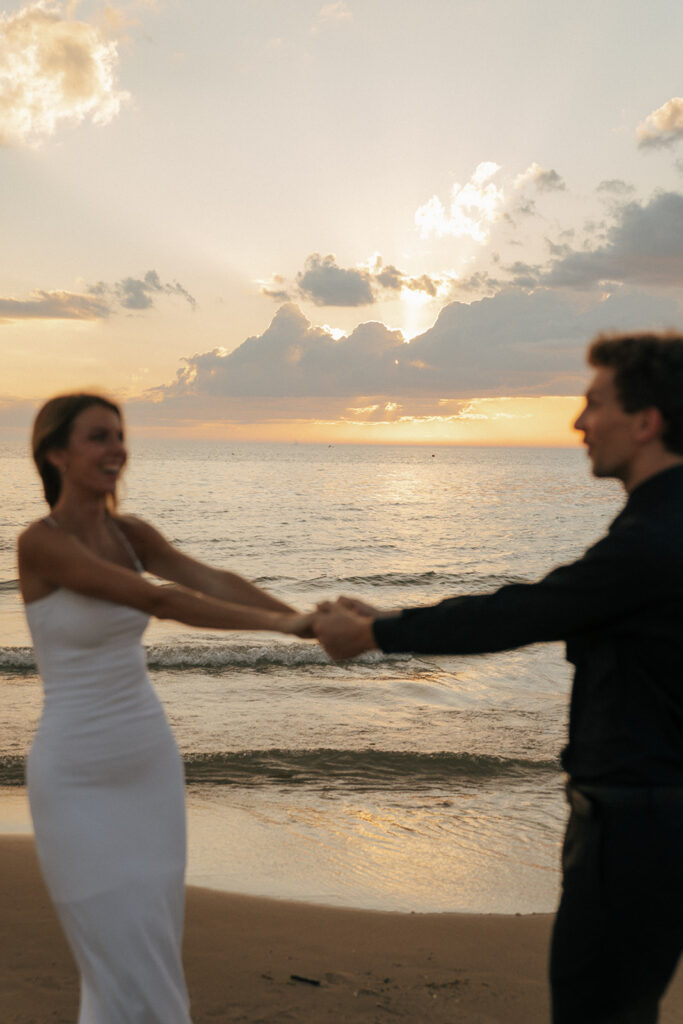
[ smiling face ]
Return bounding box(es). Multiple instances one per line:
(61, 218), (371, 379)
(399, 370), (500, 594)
(573, 366), (647, 485)
(47, 403), (127, 500)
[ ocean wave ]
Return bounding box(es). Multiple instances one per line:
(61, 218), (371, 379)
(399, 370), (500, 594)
(0, 570), (530, 597)
(0, 647), (35, 671)
(145, 642), (390, 669)
(0, 748), (560, 789)
(297, 571), (529, 590)
(183, 749), (560, 788)
(0, 756), (26, 785)
(0, 642), (397, 673)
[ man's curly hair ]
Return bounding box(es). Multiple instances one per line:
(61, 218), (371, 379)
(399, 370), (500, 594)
(588, 332), (683, 454)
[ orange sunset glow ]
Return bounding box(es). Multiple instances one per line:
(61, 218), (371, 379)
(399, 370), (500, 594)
(137, 396), (585, 446)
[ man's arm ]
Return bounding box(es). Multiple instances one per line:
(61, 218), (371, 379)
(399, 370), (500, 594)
(375, 525), (668, 655)
(316, 522), (669, 660)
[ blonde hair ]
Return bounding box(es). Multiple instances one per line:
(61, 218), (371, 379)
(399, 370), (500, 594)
(32, 393), (123, 508)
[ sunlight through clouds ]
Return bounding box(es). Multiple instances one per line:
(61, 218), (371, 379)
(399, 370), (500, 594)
(400, 287), (433, 307)
(415, 162), (504, 243)
(0, 0), (129, 147)
(321, 324), (346, 340)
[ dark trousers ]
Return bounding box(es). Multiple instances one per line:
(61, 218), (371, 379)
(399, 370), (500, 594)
(550, 785), (683, 1023)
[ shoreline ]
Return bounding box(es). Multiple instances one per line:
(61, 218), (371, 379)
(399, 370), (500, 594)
(3, 836), (683, 1023)
(0, 786), (563, 914)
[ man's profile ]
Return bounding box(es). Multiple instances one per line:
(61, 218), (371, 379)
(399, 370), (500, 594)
(314, 332), (683, 1023)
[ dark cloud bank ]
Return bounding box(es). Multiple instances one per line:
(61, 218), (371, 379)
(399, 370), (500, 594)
(141, 189), (683, 422)
(141, 285), (680, 425)
(542, 191), (683, 289)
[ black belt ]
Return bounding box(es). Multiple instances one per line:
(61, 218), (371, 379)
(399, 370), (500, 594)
(566, 782), (683, 818)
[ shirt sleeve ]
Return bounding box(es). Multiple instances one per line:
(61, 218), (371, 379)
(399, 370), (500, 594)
(372, 520), (666, 655)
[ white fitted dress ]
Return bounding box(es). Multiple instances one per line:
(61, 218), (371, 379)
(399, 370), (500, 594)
(25, 548), (191, 1023)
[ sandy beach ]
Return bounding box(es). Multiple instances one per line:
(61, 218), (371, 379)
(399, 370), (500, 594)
(1, 835), (682, 1024)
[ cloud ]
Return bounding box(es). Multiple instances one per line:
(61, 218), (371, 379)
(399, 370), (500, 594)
(542, 191), (683, 289)
(504, 261), (541, 288)
(0, 0), (129, 147)
(514, 162), (566, 193)
(264, 183), (683, 312)
(154, 303), (406, 401)
(415, 162), (504, 243)
(507, 197), (537, 220)
(144, 286), (682, 423)
(312, 1), (353, 33)
(262, 254), (451, 307)
(597, 179), (636, 197)
(0, 289), (109, 323)
(296, 253), (373, 306)
(0, 270), (196, 323)
(448, 271), (505, 297)
(382, 269), (439, 297)
(110, 270), (197, 311)
(404, 287), (680, 395)
(636, 97), (683, 149)
(259, 274), (292, 302)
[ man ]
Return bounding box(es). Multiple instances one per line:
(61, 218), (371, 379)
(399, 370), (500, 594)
(314, 333), (683, 1023)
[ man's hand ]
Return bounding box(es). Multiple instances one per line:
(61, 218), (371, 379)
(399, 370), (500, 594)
(313, 601), (379, 660)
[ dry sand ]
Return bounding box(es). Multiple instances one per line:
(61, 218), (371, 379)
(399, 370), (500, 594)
(2, 835), (682, 1023)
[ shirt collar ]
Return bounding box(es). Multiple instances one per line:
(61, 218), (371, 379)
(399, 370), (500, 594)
(624, 462), (683, 512)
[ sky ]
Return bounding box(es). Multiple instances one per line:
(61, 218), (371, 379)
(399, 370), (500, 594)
(1, 0), (682, 445)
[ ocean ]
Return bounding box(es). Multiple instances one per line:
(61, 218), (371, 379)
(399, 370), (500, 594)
(0, 440), (623, 913)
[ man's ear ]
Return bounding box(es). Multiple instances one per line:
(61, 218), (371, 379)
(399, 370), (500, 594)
(634, 406), (665, 445)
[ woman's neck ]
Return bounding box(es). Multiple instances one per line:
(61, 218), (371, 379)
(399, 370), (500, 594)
(50, 490), (112, 531)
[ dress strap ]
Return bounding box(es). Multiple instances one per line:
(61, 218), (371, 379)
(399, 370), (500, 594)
(108, 519), (145, 574)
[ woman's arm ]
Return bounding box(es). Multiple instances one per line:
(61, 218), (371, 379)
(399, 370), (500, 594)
(18, 522), (310, 635)
(118, 515), (295, 614)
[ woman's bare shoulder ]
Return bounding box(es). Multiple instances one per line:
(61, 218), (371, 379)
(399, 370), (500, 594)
(17, 520), (62, 601)
(17, 518), (52, 551)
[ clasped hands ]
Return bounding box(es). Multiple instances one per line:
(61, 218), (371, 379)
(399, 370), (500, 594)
(287, 596), (381, 661)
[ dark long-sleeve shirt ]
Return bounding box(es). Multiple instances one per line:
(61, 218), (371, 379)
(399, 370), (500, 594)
(373, 465), (683, 786)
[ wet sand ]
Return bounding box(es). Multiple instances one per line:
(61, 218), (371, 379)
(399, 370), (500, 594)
(2, 835), (682, 1023)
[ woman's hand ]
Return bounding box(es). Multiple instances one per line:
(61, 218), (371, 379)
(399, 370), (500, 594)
(313, 603), (379, 660)
(277, 610), (317, 639)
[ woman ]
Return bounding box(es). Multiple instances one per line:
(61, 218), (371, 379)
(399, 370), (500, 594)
(18, 393), (311, 1023)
